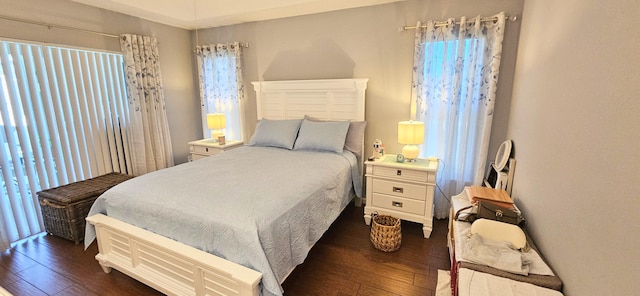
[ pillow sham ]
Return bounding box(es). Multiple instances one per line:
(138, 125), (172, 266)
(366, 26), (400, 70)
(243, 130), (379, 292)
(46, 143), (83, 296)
(304, 115), (367, 156)
(293, 119), (350, 154)
(248, 118), (302, 150)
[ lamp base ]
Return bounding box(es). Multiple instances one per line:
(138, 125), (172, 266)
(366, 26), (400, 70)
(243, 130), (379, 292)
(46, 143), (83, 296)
(402, 145), (420, 162)
(210, 130), (224, 143)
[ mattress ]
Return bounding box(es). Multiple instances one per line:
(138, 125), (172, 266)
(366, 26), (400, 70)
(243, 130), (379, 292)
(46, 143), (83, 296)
(85, 146), (360, 296)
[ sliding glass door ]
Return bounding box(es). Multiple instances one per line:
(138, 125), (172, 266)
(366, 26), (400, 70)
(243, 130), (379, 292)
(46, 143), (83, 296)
(0, 39), (130, 249)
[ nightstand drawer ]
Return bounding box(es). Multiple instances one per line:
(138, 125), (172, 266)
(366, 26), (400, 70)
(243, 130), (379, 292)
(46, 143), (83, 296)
(371, 179), (426, 201)
(191, 153), (210, 161)
(190, 145), (222, 156)
(188, 140), (243, 161)
(373, 166), (434, 183)
(372, 193), (425, 216)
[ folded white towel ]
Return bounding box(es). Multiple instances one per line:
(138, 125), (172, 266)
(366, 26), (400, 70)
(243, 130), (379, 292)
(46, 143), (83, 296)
(462, 233), (530, 275)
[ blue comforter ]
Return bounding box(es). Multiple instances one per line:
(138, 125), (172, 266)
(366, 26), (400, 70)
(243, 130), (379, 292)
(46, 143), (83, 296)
(85, 146), (360, 296)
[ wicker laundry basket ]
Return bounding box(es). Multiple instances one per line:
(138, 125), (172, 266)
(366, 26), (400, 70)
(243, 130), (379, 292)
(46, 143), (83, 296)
(37, 172), (133, 244)
(370, 214), (402, 252)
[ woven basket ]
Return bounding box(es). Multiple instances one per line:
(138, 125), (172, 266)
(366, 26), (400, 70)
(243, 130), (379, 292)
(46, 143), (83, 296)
(370, 214), (401, 252)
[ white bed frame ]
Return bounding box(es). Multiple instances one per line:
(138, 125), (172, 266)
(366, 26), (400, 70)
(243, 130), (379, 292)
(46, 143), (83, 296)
(86, 78), (368, 296)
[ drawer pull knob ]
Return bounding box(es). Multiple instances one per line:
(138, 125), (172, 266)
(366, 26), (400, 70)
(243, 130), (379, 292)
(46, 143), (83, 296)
(205, 147), (209, 152)
(397, 169), (402, 176)
(392, 187), (404, 193)
(392, 201), (403, 207)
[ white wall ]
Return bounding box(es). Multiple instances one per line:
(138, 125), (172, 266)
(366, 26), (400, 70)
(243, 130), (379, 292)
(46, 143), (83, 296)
(195, 0), (524, 159)
(0, 0), (199, 164)
(509, 1), (640, 295)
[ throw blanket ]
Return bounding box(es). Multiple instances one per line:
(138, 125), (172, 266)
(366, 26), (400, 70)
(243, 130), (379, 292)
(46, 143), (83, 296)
(85, 146), (359, 296)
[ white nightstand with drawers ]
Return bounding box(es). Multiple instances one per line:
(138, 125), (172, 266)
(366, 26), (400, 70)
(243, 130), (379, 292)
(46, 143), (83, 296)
(364, 154), (439, 238)
(188, 139), (243, 161)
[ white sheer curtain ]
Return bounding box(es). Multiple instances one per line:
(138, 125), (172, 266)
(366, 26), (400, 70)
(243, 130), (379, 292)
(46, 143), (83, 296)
(0, 39), (130, 250)
(120, 34), (174, 175)
(410, 12), (506, 219)
(195, 42), (245, 141)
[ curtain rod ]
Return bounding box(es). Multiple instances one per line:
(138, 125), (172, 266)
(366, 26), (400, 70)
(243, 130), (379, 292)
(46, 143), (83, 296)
(0, 15), (119, 38)
(402, 14), (517, 31)
(192, 42), (250, 53)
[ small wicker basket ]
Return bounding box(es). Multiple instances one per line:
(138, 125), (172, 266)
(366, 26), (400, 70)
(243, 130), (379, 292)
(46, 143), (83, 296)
(370, 214), (401, 252)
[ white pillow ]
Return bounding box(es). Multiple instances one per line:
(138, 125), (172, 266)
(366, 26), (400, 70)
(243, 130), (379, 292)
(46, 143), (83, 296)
(248, 118), (302, 150)
(293, 119), (350, 153)
(470, 218), (527, 250)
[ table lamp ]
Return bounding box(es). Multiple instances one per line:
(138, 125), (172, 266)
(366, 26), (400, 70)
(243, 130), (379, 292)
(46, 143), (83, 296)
(207, 113), (226, 142)
(397, 120), (424, 162)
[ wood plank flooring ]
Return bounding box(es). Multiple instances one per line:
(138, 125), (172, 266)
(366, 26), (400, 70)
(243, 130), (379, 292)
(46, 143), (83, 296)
(0, 204), (450, 295)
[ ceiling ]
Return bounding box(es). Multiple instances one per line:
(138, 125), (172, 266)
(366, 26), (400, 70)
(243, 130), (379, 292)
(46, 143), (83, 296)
(70, 0), (405, 30)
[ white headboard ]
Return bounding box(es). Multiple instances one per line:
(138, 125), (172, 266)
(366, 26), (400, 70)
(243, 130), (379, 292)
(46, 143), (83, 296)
(251, 79), (368, 122)
(252, 79), (369, 199)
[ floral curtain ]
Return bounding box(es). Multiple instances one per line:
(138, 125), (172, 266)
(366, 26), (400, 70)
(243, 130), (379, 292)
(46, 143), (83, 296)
(195, 42), (245, 141)
(120, 34), (174, 175)
(410, 12), (506, 219)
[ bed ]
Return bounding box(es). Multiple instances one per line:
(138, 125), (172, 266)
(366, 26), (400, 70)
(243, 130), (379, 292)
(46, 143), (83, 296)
(84, 78), (369, 296)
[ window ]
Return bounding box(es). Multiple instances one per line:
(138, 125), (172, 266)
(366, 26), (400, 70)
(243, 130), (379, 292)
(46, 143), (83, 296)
(0, 39), (130, 246)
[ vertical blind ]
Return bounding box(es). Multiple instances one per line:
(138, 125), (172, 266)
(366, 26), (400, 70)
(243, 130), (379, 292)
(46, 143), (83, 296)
(0, 39), (130, 248)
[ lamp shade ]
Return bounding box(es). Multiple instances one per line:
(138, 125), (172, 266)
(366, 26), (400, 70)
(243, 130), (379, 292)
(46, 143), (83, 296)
(207, 113), (226, 130)
(397, 121), (424, 145)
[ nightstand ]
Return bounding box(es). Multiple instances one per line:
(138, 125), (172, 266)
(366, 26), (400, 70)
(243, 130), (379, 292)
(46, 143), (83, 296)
(364, 154), (438, 238)
(188, 139), (243, 161)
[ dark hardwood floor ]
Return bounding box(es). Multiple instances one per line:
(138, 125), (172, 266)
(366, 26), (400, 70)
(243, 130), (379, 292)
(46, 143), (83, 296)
(0, 204), (450, 296)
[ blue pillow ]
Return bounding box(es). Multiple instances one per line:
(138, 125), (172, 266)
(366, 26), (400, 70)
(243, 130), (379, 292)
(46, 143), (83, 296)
(249, 118), (303, 150)
(293, 119), (350, 153)
(304, 115), (366, 157)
